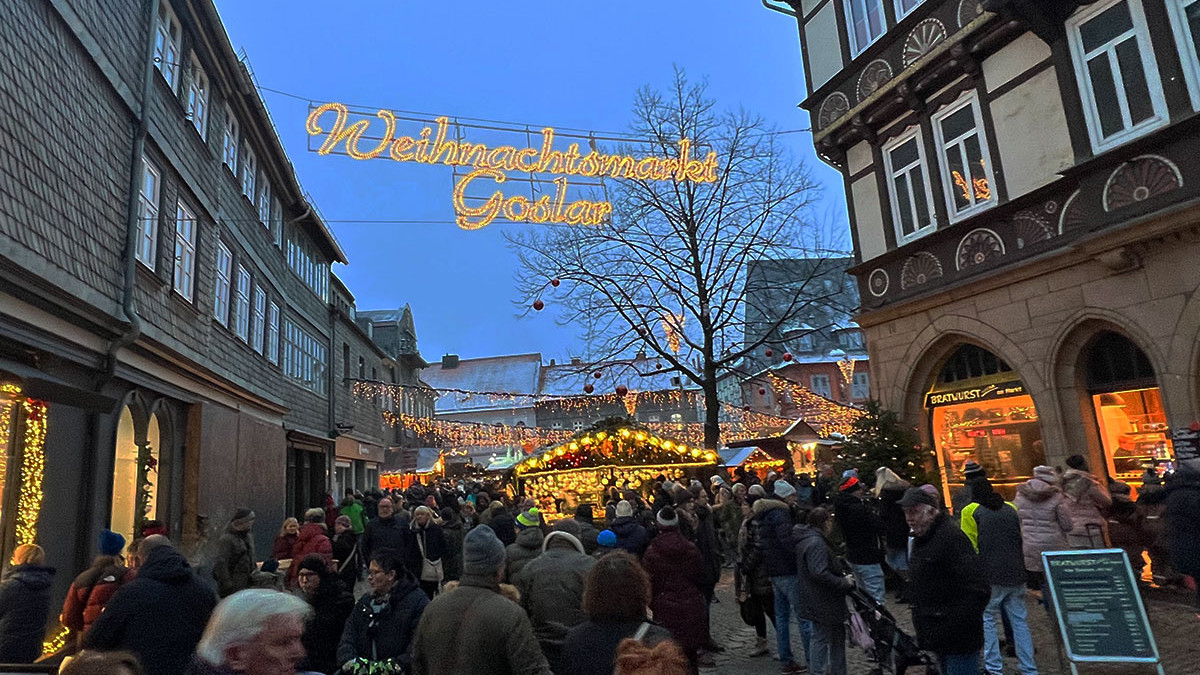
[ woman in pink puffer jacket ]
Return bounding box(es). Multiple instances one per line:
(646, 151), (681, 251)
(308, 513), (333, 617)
(1061, 455), (1113, 548)
(1014, 465), (1073, 588)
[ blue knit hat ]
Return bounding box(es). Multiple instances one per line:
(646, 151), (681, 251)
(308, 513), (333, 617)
(98, 529), (126, 556)
(597, 529), (617, 548)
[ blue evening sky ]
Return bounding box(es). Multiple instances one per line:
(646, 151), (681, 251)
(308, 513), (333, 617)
(215, 0), (845, 363)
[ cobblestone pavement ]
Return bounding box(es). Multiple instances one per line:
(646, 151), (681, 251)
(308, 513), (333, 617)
(702, 570), (1200, 674)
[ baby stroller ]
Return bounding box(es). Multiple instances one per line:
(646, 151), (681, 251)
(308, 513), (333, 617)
(846, 584), (935, 674)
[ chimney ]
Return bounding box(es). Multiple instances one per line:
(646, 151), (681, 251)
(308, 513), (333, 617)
(441, 354), (460, 369)
(570, 356), (582, 366)
(635, 348), (647, 360)
(549, 358), (556, 366)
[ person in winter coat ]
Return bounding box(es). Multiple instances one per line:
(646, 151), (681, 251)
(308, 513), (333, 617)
(84, 536), (218, 675)
(793, 508), (854, 675)
(0, 544), (54, 663)
(574, 505), (601, 555)
(899, 488), (990, 675)
(184, 588), (310, 675)
(362, 497), (408, 564)
(488, 503), (519, 547)
(610, 501), (650, 557)
(323, 492), (340, 531)
(715, 487), (745, 566)
(440, 506), (465, 582)
(735, 501), (774, 658)
(1061, 455), (1112, 548)
(875, 468), (912, 599)
(506, 509), (546, 580)
(410, 525), (552, 675)
(287, 509), (333, 587)
(1137, 471), (1175, 584)
(753, 482), (811, 675)
(561, 551), (674, 675)
(330, 516), (360, 590)
(833, 475), (887, 604)
(340, 490), (366, 535)
(1141, 458), (1200, 609)
(60, 530), (134, 649)
(271, 518), (299, 562)
(1014, 465), (1073, 591)
(974, 490), (1038, 675)
(408, 505), (447, 599)
(295, 554), (354, 674)
(642, 507), (708, 673)
(212, 509), (257, 598)
(515, 522), (597, 672)
(336, 549), (429, 672)
(1105, 481), (1147, 579)
(593, 530), (619, 559)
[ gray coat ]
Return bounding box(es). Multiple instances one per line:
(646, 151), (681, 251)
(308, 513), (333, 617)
(792, 525), (852, 625)
(212, 529), (254, 598)
(1061, 470), (1112, 547)
(513, 534), (596, 672)
(505, 527), (544, 581)
(1014, 479), (1073, 571)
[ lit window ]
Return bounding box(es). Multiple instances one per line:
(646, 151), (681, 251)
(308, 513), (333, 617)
(186, 56), (209, 138)
(214, 240), (232, 325)
(222, 104), (239, 173)
(811, 374), (833, 399)
(845, 0), (886, 57)
(1067, 0), (1167, 152)
(234, 265), (251, 341)
(573, 420), (585, 431)
(882, 127), (936, 244)
(252, 286), (266, 354)
(153, 1), (181, 90)
(932, 92), (997, 222)
(240, 146), (257, 199)
(895, 0), (924, 20)
(136, 158), (160, 269)
(1167, 0), (1200, 109)
(267, 301), (280, 364)
(172, 201), (197, 301)
(257, 177), (271, 225)
(670, 413), (683, 423)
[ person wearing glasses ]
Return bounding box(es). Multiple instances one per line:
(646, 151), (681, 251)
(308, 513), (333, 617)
(337, 549), (429, 673)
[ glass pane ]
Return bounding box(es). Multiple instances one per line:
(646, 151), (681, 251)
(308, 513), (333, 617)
(964, 135), (991, 203)
(893, 174), (915, 236)
(868, 0), (885, 38)
(146, 414), (161, 524)
(1088, 55), (1125, 137)
(111, 407), (137, 546)
(945, 144), (970, 212)
(912, 169), (931, 227)
(1116, 38), (1154, 125)
(890, 137), (919, 168)
(1080, 1), (1133, 53)
(1188, 2), (1200, 54)
(940, 105), (976, 142)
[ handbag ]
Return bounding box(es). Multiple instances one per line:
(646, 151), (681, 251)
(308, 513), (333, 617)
(848, 610), (875, 651)
(416, 532), (444, 582)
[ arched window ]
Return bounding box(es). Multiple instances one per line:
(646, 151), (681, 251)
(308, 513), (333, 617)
(111, 406), (162, 545)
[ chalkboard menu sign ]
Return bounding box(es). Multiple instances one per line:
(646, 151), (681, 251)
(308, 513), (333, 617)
(1042, 549), (1161, 667)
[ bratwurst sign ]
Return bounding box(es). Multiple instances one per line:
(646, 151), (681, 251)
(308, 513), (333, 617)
(305, 102), (719, 230)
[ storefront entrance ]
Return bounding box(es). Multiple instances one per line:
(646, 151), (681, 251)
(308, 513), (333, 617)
(1084, 331), (1173, 492)
(926, 345), (1046, 498)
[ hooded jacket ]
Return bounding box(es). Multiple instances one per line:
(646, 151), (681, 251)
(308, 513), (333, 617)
(792, 524), (852, 625)
(60, 556), (133, 638)
(0, 563), (54, 663)
(337, 572), (430, 668)
(212, 526), (255, 597)
(1014, 477), (1073, 571)
(1061, 469), (1112, 547)
(513, 532), (596, 672)
(1141, 470), (1200, 576)
(907, 513), (989, 656)
(752, 498), (798, 577)
(301, 573), (354, 674)
(833, 492), (886, 565)
(505, 527), (545, 580)
(84, 546), (217, 675)
(609, 516), (650, 557)
(642, 528), (708, 657)
(288, 523), (333, 585)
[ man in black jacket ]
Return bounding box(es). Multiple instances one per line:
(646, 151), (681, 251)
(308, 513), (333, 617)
(900, 488), (989, 675)
(753, 481), (811, 674)
(362, 497), (409, 563)
(794, 508), (853, 675)
(84, 536), (218, 675)
(833, 476), (887, 605)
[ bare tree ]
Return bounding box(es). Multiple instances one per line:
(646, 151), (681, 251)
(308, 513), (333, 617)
(507, 68), (845, 449)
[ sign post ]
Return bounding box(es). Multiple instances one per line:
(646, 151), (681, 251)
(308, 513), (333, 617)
(1042, 549), (1164, 674)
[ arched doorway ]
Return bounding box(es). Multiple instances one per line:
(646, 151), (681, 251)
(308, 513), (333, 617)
(1083, 331), (1173, 491)
(926, 344), (1046, 497)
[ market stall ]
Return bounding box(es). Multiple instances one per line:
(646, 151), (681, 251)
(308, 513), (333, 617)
(718, 446), (785, 480)
(512, 419), (720, 517)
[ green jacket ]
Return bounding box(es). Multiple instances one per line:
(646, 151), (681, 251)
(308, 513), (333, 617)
(341, 500), (366, 534)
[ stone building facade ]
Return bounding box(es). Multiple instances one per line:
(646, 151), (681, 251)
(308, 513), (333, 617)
(771, 0), (1200, 498)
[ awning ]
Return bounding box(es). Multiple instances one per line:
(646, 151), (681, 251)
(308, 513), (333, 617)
(718, 446), (785, 468)
(0, 359), (118, 413)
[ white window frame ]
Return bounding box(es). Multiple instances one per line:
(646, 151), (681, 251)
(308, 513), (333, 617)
(894, 0), (925, 20)
(257, 176), (271, 225)
(137, 158), (160, 270)
(172, 200), (197, 301)
(186, 56), (209, 139)
(852, 372), (870, 399)
(882, 126), (937, 245)
(240, 145), (257, 199)
(271, 197), (284, 247)
(214, 240), (232, 325)
(1067, 0), (1168, 152)
(222, 104), (239, 173)
(266, 301), (280, 364)
(283, 320), (327, 393)
(931, 91), (998, 223)
(234, 265), (251, 341)
(252, 285), (266, 354)
(844, 0), (887, 57)
(153, 0), (182, 91)
(1167, 0), (1200, 110)
(811, 374), (833, 399)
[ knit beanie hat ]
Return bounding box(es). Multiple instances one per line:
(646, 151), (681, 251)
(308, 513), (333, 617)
(842, 468), (859, 480)
(516, 508), (540, 529)
(553, 518), (582, 539)
(334, 515), (352, 528)
(748, 484), (766, 498)
(597, 529), (617, 547)
(297, 553), (328, 576)
(615, 500), (634, 518)
(463, 524), (506, 576)
(963, 460), (986, 480)
(231, 509), (255, 527)
(1033, 465), (1059, 484)
(303, 507), (325, 523)
(671, 485), (693, 506)
(773, 480), (796, 500)
(98, 529), (126, 557)
(840, 476), (862, 492)
(656, 507), (679, 528)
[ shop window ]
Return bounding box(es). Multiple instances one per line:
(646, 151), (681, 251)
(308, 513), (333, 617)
(1085, 331), (1172, 489)
(111, 407), (160, 545)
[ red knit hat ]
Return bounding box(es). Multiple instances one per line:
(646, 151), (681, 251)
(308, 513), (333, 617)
(840, 476), (862, 492)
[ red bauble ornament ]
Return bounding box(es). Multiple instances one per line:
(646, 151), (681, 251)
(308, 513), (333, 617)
(743, 405), (751, 412)
(759, 388), (766, 396)
(583, 383), (594, 394)
(765, 349), (773, 357)
(533, 299), (544, 311)
(616, 385), (628, 397)
(783, 353), (793, 362)
(550, 278), (560, 287)
(636, 327), (646, 336)
(593, 371), (602, 379)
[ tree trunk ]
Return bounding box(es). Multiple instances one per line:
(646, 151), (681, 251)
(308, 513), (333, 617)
(703, 364), (721, 450)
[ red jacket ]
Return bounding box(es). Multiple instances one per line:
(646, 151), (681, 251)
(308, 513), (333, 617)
(287, 523), (333, 584)
(60, 559), (134, 637)
(272, 533), (297, 561)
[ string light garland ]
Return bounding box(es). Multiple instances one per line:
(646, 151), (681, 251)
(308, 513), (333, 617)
(661, 312), (686, 354)
(838, 355), (857, 388)
(766, 373), (864, 437)
(15, 392), (46, 546)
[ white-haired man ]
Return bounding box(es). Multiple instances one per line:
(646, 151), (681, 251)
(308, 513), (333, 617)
(184, 589), (312, 675)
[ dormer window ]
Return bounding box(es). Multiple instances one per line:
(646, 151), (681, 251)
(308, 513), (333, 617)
(845, 0), (886, 57)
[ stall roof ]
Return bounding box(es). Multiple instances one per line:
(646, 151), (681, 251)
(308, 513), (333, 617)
(414, 448), (442, 474)
(719, 447), (758, 467)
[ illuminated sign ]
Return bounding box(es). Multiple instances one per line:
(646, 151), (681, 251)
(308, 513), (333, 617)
(306, 102), (720, 230)
(924, 381), (1025, 408)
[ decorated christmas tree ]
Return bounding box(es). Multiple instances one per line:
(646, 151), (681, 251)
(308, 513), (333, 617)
(835, 400), (930, 487)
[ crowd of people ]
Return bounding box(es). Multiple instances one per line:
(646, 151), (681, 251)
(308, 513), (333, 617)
(0, 452), (1194, 675)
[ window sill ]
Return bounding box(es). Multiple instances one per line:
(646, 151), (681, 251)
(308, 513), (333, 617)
(135, 261), (168, 289)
